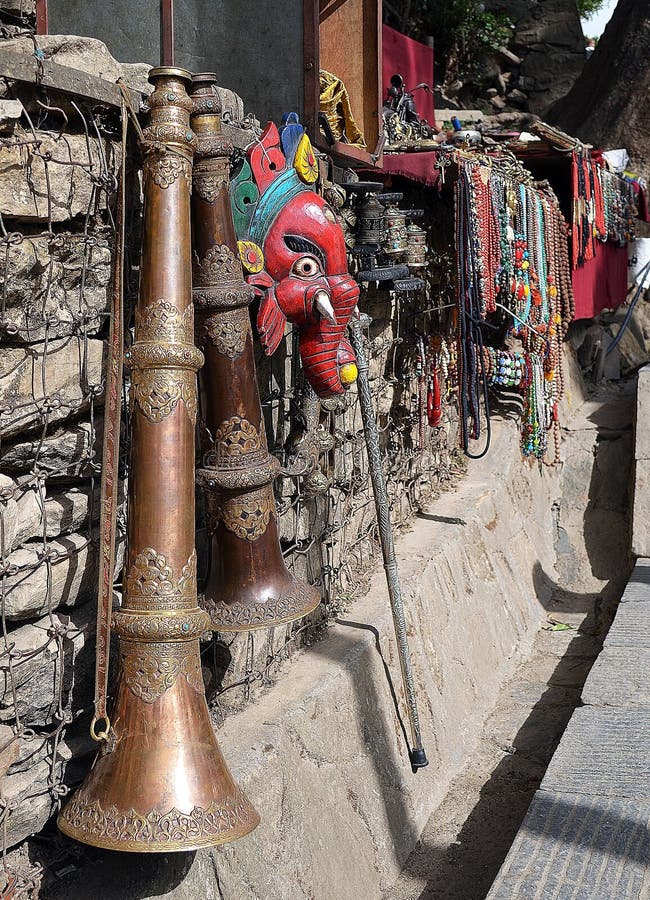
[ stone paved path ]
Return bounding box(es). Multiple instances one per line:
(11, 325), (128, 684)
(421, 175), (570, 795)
(487, 559), (650, 900)
(385, 589), (608, 900)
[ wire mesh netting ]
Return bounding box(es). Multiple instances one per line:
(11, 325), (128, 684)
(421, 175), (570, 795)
(0, 61), (461, 896)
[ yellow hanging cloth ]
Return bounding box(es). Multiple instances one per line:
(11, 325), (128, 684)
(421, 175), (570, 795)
(319, 69), (367, 149)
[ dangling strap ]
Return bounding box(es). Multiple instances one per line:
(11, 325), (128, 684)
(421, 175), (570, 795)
(91, 101), (126, 743)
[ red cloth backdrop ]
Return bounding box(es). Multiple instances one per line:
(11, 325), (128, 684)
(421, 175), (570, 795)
(571, 242), (629, 320)
(382, 25), (435, 128)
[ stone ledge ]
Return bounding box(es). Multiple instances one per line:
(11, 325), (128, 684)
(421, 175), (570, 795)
(633, 365), (650, 557)
(49, 417), (556, 900)
(488, 557), (650, 899)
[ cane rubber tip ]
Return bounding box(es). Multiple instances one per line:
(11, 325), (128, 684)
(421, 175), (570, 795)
(410, 748), (429, 771)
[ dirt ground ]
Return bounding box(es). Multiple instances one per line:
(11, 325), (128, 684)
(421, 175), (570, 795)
(385, 593), (611, 900)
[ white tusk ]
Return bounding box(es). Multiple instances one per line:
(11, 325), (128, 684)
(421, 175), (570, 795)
(314, 290), (337, 325)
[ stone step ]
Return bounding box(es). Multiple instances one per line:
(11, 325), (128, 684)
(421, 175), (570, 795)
(488, 558), (650, 899)
(487, 790), (650, 899)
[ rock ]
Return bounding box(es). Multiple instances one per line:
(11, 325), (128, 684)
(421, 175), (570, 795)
(0, 98), (22, 135)
(0, 603), (95, 726)
(433, 87), (460, 110)
(495, 110), (540, 126)
(508, 88), (528, 106)
(0, 0), (34, 13)
(3, 757), (56, 848)
(0, 723), (19, 793)
(120, 62), (152, 96)
(485, 0), (585, 115)
(490, 95), (507, 111)
(0, 126), (114, 223)
(0, 475), (97, 552)
(1, 531), (97, 620)
(0, 336), (104, 439)
(0, 419), (101, 476)
(2, 736), (91, 850)
(7, 727), (93, 776)
(0, 234), (112, 341)
(7, 35), (122, 83)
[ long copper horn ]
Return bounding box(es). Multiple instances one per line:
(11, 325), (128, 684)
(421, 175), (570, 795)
(189, 73), (320, 631)
(57, 67), (259, 851)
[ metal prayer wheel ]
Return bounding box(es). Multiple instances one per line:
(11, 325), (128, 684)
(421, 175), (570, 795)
(381, 197), (408, 258)
(355, 193), (385, 245)
(189, 73), (319, 631)
(57, 68), (259, 852)
(406, 222), (427, 269)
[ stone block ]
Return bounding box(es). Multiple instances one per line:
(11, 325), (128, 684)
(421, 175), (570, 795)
(633, 465), (650, 557)
(635, 366), (650, 459)
(0, 603), (95, 726)
(0, 233), (112, 341)
(604, 596), (650, 648)
(2, 735), (91, 850)
(541, 706), (650, 799)
(0, 419), (101, 476)
(0, 99), (22, 135)
(6, 35), (122, 84)
(487, 790), (650, 899)
(1, 531), (97, 620)
(0, 475), (96, 552)
(0, 336), (104, 439)
(0, 0), (34, 14)
(620, 559), (650, 601)
(0, 127), (113, 223)
(2, 757), (56, 849)
(582, 646), (650, 707)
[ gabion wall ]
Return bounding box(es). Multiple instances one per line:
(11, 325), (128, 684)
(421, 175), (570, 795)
(0, 34), (459, 894)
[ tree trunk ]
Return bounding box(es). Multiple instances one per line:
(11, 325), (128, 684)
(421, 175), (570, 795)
(550, 0), (650, 171)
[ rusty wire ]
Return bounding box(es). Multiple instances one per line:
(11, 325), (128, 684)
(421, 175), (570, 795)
(0, 85), (459, 895)
(0, 91), (122, 896)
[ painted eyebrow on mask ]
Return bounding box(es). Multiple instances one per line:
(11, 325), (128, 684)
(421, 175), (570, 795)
(284, 235), (325, 269)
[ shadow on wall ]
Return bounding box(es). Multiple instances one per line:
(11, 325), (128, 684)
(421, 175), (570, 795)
(399, 572), (610, 900)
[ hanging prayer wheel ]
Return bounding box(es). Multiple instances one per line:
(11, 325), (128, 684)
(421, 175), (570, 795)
(381, 196), (408, 257)
(356, 192), (386, 245)
(189, 73), (320, 631)
(57, 67), (259, 851)
(406, 222), (427, 269)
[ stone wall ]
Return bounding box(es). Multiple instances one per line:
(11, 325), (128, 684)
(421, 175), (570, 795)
(0, 57), (123, 852)
(0, 34), (459, 870)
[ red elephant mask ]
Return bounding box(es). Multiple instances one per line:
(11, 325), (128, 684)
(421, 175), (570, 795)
(231, 118), (358, 398)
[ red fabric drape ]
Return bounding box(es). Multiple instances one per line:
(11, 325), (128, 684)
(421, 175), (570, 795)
(571, 242), (629, 320)
(382, 25), (435, 127)
(380, 151), (441, 188)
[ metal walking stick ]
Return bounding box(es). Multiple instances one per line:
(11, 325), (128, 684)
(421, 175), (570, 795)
(348, 313), (428, 771)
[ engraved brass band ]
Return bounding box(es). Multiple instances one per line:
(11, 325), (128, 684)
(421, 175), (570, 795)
(58, 67), (259, 852)
(190, 72), (320, 632)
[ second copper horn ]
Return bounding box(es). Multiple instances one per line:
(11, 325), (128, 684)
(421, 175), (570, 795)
(190, 74), (320, 631)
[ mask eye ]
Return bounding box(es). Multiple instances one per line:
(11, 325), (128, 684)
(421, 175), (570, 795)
(291, 255), (322, 278)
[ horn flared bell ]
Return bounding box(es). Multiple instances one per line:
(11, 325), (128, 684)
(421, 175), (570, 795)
(58, 633), (259, 852)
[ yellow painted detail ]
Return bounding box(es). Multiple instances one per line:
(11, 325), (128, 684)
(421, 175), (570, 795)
(238, 240), (264, 274)
(294, 133), (319, 184)
(340, 362), (358, 387)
